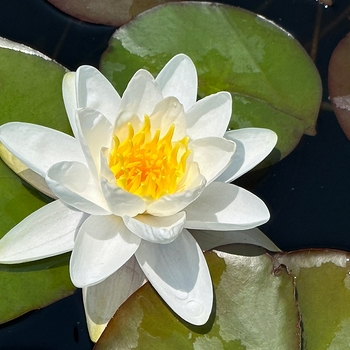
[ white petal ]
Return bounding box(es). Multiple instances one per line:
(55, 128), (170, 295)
(0, 144), (55, 198)
(70, 215), (141, 287)
(156, 54), (197, 112)
(100, 177), (146, 217)
(117, 69), (162, 123)
(62, 72), (78, 137)
(216, 128), (278, 183)
(190, 228), (280, 251)
(83, 256), (146, 342)
(0, 201), (87, 263)
(76, 65), (121, 125)
(186, 92), (232, 140)
(46, 161), (110, 215)
(0, 122), (84, 177)
(146, 175), (206, 217)
(149, 96), (187, 141)
(123, 212), (186, 244)
(190, 137), (236, 184)
(75, 108), (113, 179)
(135, 229), (212, 325)
(185, 182), (270, 230)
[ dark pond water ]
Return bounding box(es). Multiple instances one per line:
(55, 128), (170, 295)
(0, 0), (349, 348)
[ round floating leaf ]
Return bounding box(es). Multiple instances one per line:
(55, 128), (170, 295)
(0, 38), (74, 323)
(95, 247), (301, 349)
(100, 2), (322, 164)
(328, 32), (350, 140)
(47, 0), (183, 27)
(276, 249), (350, 349)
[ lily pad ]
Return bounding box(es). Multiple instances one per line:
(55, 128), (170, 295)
(100, 2), (322, 164)
(95, 247), (301, 349)
(328, 32), (350, 140)
(47, 0), (183, 27)
(0, 38), (75, 323)
(95, 245), (350, 349)
(275, 249), (350, 349)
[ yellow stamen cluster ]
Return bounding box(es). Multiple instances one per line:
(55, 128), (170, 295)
(109, 115), (191, 200)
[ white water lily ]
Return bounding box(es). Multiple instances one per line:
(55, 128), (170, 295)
(0, 54), (277, 341)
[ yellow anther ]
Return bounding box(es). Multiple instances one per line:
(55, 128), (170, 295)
(109, 115), (189, 200)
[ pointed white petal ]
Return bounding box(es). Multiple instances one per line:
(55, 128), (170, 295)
(149, 96), (187, 141)
(100, 177), (146, 217)
(186, 92), (232, 140)
(0, 144), (55, 198)
(76, 65), (121, 125)
(83, 256), (146, 342)
(146, 175), (206, 217)
(0, 122), (84, 177)
(156, 54), (197, 112)
(0, 201), (87, 263)
(190, 228), (280, 252)
(123, 212), (186, 244)
(135, 229), (212, 325)
(117, 69), (162, 123)
(216, 128), (278, 183)
(62, 72), (78, 137)
(190, 137), (236, 184)
(70, 215), (141, 287)
(75, 108), (113, 179)
(46, 161), (110, 215)
(185, 182), (270, 230)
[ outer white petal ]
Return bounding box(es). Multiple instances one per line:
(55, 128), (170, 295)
(186, 92), (232, 140)
(117, 69), (162, 124)
(185, 182), (270, 230)
(76, 65), (121, 125)
(0, 144), (55, 198)
(122, 212), (186, 244)
(189, 137), (236, 184)
(146, 175), (206, 217)
(0, 122), (84, 177)
(216, 128), (278, 183)
(83, 256), (146, 342)
(156, 54), (197, 112)
(70, 215), (141, 288)
(149, 96), (187, 141)
(135, 229), (213, 325)
(46, 161), (110, 215)
(190, 228), (280, 252)
(75, 108), (113, 179)
(0, 201), (87, 263)
(62, 72), (78, 137)
(100, 177), (146, 217)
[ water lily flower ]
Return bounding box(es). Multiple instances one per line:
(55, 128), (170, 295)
(0, 54), (277, 341)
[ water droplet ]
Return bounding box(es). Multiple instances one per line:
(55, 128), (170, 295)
(175, 289), (189, 300)
(186, 300), (203, 316)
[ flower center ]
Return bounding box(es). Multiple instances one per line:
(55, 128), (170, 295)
(109, 115), (191, 200)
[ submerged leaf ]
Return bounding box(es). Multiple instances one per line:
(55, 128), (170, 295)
(328, 32), (350, 140)
(100, 2), (322, 164)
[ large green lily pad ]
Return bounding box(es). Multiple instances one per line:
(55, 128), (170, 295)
(0, 38), (75, 323)
(100, 2), (322, 164)
(95, 246), (301, 349)
(95, 246), (350, 349)
(276, 249), (350, 349)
